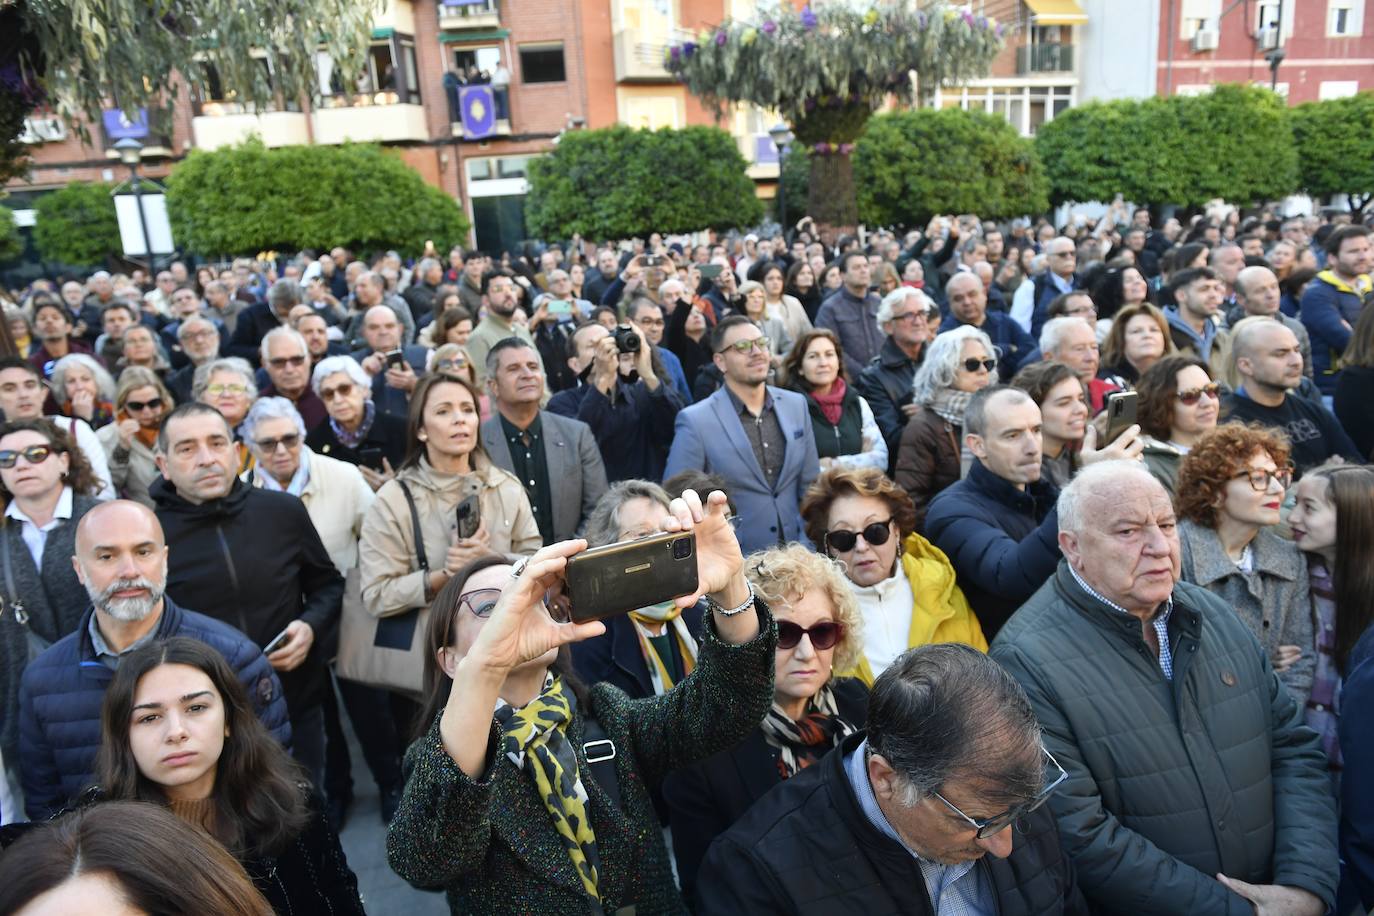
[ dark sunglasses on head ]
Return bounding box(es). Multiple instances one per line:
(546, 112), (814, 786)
(824, 519), (893, 553)
(777, 620), (844, 651)
(962, 357), (998, 373)
(1175, 382), (1221, 405)
(0, 445), (55, 468)
(125, 397), (164, 413)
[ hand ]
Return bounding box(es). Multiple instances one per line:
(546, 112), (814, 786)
(1272, 644), (1303, 673)
(384, 361), (417, 392)
(1216, 876), (1324, 916)
(623, 256), (645, 283)
(464, 539), (606, 674)
(359, 457), (395, 491)
(116, 418), (140, 449)
(444, 520), (491, 574)
(1079, 423), (1145, 466)
(591, 336), (620, 395)
(267, 620), (314, 672)
(901, 402), (922, 418)
(819, 457), (836, 472)
(528, 299), (552, 329)
(660, 489), (746, 609)
(70, 388), (96, 421)
(361, 353), (384, 376)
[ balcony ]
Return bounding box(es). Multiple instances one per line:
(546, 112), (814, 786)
(191, 107), (311, 150)
(613, 27), (682, 82)
(1017, 42), (1075, 74)
(448, 84), (512, 140)
(313, 93), (429, 143)
(439, 0), (500, 32)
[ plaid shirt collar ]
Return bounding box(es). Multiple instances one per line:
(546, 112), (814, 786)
(1066, 563), (1175, 681)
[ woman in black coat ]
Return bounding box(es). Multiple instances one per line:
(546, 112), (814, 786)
(663, 544), (868, 903)
(665, 295), (714, 398)
(304, 354), (407, 489)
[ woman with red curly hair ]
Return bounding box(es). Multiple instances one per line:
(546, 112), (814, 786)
(1176, 422), (1314, 704)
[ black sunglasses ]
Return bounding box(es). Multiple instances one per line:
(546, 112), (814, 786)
(125, 397), (164, 413)
(777, 620), (844, 651)
(962, 357), (998, 373)
(824, 519), (893, 553)
(1175, 382), (1221, 405)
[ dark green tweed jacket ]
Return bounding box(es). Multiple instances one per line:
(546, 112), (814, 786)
(386, 599), (777, 915)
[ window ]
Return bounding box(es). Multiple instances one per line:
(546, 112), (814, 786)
(1179, 0), (1221, 37)
(1328, 0), (1364, 35)
(195, 58), (277, 111)
(520, 44), (566, 83)
(454, 45), (503, 77)
(1255, 0), (1294, 40)
(1319, 80), (1360, 99)
(321, 36), (421, 106)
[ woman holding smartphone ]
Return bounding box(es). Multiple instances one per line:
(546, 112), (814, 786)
(387, 489), (776, 915)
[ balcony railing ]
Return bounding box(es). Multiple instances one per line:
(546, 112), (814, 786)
(613, 27), (694, 82)
(448, 83), (512, 140)
(1017, 42), (1074, 74)
(439, 0), (500, 31)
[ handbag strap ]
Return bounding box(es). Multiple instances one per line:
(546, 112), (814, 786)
(0, 526), (20, 617)
(396, 480), (429, 573)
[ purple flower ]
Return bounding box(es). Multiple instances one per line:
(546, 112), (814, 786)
(918, 12), (926, 28)
(800, 5), (818, 30)
(683, 41), (697, 56)
(669, 46), (681, 63)
(962, 10), (975, 25)
(839, 143), (854, 155)
(977, 15), (987, 28)
(715, 30), (727, 46)
(814, 142), (830, 154)
(804, 97), (818, 112)
(995, 23), (1004, 37)
(762, 19), (777, 34)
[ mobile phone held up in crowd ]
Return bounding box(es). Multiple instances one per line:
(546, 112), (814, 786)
(698, 264), (723, 280)
(456, 493), (481, 540)
(547, 299), (572, 316)
(566, 531), (699, 624)
(358, 445), (385, 471)
(1104, 390), (1139, 445)
(644, 254), (665, 268)
(264, 627), (292, 655)
(384, 349), (406, 370)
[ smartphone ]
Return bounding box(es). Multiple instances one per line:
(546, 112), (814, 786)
(565, 531), (699, 623)
(358, 445), (385, 471)
(1103, 390), (1139, 445)
(456, 493), (481, 540)
(547, 299), (572, 316)
(384, 349), (406, 370)
(698, 264), (723, 279)
(264, 627), (292, 655)
(644, 254), (665, 267)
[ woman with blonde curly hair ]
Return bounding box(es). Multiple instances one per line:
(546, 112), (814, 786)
(1177, 422), (1314, 704)
(800, 466), (986, 685)
(663, 542), (868, 904)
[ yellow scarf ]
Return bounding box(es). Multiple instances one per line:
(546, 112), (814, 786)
(628, 602), (698, 694)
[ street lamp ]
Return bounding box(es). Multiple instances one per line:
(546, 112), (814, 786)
(769, 122), (794, 232)
(113, 136), (154, 273)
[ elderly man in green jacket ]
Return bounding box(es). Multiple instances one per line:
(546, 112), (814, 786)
(990, 460), (1336, 916)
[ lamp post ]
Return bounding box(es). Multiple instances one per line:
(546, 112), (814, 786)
(769, 123), (794, 233)
(113, 136), (154, 273)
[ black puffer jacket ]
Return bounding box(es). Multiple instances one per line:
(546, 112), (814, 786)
(697, 731), (1088, 915)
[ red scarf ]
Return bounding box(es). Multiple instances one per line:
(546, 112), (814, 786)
(810, 377), (847, 426)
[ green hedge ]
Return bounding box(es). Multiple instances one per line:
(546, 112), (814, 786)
(1292, 91), (1374, 216)
(33, 182), (122, 267)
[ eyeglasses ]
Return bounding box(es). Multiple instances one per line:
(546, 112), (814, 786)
(777, 620), (845, 651)
(255, 433), (301, 453)
(125, 397), (164, 413)
(1175, 382), (1221, 405)
(0, 445), (55, 468)
(267, 355), (307, 370)
(824, 519), (893, 553)
(319, 382), (356, 402)
(1064, 305), (1098, 317)
(961, 358), (998, 373)
(719, 336), (771, 355)
(635, 318), (666, 329)
(1232, 467), (1292, 492)
(182, 330), (216, 342)
(458, 587), (568, 623)
(435, 358), (468, 373)
(205, 383), (248, 397)
(932, 747), (1069, 839)
(890, 312), (929, 325)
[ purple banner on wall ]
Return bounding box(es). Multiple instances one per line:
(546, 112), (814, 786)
(460, 85), (496, 140)
(102, 108), (150, 140)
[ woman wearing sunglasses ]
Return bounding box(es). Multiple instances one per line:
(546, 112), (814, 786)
(304, 355), (407, 491)
(388, 489), (776, 915)
(663, 543), (867, 904)
(1133, 355), (1220, 503)
(95, 366), (174, 508)
(0, 418), (104, 777)
(1177, 423), (1314, 705)
(800, 467), (985, 685)
(895, 325), (997, 530)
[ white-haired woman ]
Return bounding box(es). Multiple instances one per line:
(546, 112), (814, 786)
(894, 325), (997, 529)
(304, 355), (406, 490)
(50, 353), (117, 431)
(95, 366), (175, 507)
(192, 356), (258, 476)
(663, 543), (867, 904)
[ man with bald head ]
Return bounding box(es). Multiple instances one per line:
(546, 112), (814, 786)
(352, 304), (427, 421)
(343, 270), (415, 350)
(938, 273), (1037, 382)
(1225, 266), (1312, 378)
(17, 500), (289, 818)
(991, 461), (1337, 915)
(1011, 235), (1081, 338)
(1220, 318), (1361, 473)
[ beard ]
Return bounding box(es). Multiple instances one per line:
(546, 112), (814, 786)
(86, 571), (166, 622)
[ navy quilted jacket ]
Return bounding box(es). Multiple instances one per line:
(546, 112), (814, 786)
(18, 597), (291, 819)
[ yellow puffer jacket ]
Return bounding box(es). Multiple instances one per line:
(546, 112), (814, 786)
(846, 533), (988, 686)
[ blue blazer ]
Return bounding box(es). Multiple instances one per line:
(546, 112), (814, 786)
(663, 385), (819, 555)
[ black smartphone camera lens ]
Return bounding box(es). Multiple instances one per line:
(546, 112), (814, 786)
(672, 538), (693, 560)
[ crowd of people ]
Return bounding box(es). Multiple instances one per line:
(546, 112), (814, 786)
(0, 201), (1370, 915)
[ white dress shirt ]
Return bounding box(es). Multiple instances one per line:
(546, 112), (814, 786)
(4, 485), (73, 569)
(852, 563), (915, 678)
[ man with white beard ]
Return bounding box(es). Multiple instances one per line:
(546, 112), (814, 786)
(16, 500), (291, 819)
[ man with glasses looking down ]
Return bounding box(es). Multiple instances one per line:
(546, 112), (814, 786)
(699, 643), (1087, 914)
(664, 315), (818, 554)
(991, 460), (1337, 916)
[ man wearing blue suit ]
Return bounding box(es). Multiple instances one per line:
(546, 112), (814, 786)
(664, 315), (820, 554)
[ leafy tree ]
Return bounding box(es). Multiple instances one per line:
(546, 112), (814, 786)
(1036, 84), (1296, 207)
(526, 125), (763, 240)
(855, 108), (1048, 226)
(0, 207), (21, 263)
(1292, 92), (1374, 217)
(165, 139), (468, 256)
(666, 2), (1004, 229)
(32, 182), (121, 267)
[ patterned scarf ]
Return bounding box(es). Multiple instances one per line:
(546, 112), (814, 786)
(67, 401), (116, 431)
(494, 675), (602, 902)
(627, 601), (698, 695)
(928, 387), (973, 427)
(810, 377), (848, 426)
(331, 399), (376, 448)
(759, 682), (856, 779)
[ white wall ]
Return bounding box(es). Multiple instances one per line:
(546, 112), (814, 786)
(1076, 0), (1160, 102)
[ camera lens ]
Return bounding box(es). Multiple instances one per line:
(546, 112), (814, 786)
(672, 538), (693, 560)
(615, 325), (641, 354)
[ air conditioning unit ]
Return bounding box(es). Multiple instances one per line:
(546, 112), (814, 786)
(1256, 26), (1279, 49)
(1192, 27), (1220, 51)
